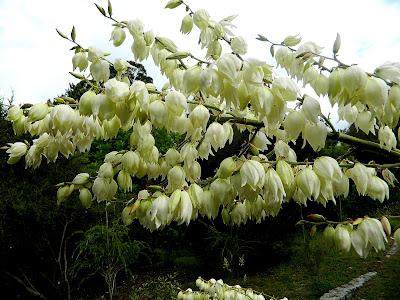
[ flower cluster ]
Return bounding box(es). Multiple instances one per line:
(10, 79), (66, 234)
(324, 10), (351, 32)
(323, 217), (389, 258)
(176, 277), (287, 300)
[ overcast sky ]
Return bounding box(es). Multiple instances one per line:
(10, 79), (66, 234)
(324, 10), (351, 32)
(1, 0), (400, 112)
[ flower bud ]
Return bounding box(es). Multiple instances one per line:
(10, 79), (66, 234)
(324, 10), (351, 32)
(79, 188), (92, 208)
(180, 15), (193, 34)
(72, 52), (88, 71)
(57, 185), (74, 205)
(217, 157), (236, 179)
(72, 173), (90, 185)
(380, 216), (391, 236)
(333, 33), (341, 54)
(110, 27), (126, 47)
(231, 36), (248, 55)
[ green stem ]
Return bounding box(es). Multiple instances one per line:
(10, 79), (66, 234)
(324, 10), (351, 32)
(332, 132), (400, 159)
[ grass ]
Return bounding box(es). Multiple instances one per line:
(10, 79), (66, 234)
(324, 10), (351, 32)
(222, 230), (395, 300)
(353, 248), (400, 299)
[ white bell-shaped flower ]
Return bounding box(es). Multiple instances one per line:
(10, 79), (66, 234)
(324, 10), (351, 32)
(240, 160), (265, 190)
(295, 166), (320, 200)
(378, 125), (397, 151)
(301, 96), (321, 123)
(366, 176), (389, 203)
(335, 225), (351, 252)
(6, 142), (28, 164)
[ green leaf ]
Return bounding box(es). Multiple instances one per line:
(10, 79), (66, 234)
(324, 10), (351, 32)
(107, 0), (113, 16)
(165, 0), (183, 9)
(94, 3), (106, 16)
(71, 26), (76, 41)
(270, 45), (274, 57)
(56, 28), (68, 39)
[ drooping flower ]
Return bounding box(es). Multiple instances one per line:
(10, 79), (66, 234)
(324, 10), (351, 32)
(295, 166), (320, 200)
(110, 27), (126, 47)
(335, 225), (351, 252)
(72, 52), (88, 71)
(180, 15), (193, 34)
(378, 125), (397, 151)
(231, 36), (248, 55)
(72, 173), (90, 185)
(6, 142), (28, 164)
(90, 60), (110, 82)
(240, 160), (265, 190)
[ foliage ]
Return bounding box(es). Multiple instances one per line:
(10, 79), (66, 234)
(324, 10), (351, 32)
(129, 272), (181, 300)
(72, 223), (149, 299)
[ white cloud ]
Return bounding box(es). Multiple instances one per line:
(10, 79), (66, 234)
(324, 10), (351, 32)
(1, 0), (400, 108)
